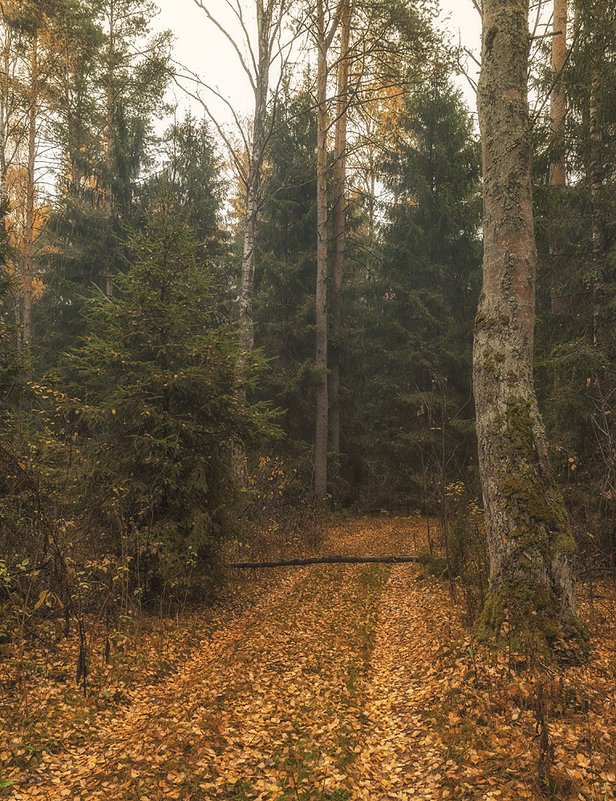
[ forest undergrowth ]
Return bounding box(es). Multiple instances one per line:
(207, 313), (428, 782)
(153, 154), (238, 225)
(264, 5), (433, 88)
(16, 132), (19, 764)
(1, 516), (615, 801)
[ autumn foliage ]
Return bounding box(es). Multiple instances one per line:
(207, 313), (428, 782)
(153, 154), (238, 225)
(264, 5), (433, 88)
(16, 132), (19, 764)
(1, 517), (615, 800)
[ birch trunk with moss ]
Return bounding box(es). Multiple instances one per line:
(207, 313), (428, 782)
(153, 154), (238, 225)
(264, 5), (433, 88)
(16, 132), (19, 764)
(474, 0), (583, 657)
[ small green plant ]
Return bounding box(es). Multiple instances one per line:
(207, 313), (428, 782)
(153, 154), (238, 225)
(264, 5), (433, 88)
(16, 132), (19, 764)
(418, 551), (448, 577)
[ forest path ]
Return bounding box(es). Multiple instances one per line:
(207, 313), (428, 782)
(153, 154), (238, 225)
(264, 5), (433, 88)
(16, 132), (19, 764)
(12, 517), (445, 801)
(8, 517), (616, 801)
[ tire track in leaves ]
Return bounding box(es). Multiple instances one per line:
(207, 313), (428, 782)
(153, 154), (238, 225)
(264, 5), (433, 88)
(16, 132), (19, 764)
(12, 569), (306, 799)
(9, 517), (616, 801)
(349, 565), (460, 801)
(348, 563), (616, 801)
(13, 561), (391, 801)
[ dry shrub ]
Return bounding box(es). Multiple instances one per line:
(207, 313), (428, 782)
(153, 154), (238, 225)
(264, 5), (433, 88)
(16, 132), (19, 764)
(227, 455), (321, 564)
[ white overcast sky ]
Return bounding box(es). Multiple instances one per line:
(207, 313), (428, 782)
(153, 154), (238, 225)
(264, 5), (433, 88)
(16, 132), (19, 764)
(153, 0), (482, 123)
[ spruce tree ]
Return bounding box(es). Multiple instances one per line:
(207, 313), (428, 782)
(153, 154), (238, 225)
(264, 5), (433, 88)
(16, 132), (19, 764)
(38, 0), (170, 365)
(347, 80), (481, 509)
(65, 186), (270, 597)
(253, 88), (317, 471)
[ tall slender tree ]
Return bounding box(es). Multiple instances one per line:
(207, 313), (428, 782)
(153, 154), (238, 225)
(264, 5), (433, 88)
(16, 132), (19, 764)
(3, 0), (62, 355)
(0, 5), (23, 211)
(328, 0), (352, 456)
(96, 0), (170, 296)
(40, 0), (169, 361)
(191, 0), (291, 380)
(549, 0), (567, 189)
(313, 0), (343, 500)
(548, 0), (568, 322)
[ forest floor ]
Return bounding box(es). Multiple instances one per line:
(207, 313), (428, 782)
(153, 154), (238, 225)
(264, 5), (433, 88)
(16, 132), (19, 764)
(1, 516), (616, 801)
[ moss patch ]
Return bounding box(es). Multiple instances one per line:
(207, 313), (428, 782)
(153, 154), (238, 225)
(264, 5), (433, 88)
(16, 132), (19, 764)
(478, 402), (584, 661)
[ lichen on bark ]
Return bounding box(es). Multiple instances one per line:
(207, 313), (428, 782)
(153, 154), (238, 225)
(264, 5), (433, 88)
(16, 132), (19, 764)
(474, 0), (585, 662)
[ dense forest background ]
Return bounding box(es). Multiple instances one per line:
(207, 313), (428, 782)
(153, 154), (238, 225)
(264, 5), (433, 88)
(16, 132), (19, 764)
(1, 0), (616, 635)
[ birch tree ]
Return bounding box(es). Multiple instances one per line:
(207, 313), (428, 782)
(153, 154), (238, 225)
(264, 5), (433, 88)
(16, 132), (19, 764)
(191, 0), (291, 373)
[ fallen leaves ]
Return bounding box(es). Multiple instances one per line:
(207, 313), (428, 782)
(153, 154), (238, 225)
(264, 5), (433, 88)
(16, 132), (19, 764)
(1, 515), (616, 801)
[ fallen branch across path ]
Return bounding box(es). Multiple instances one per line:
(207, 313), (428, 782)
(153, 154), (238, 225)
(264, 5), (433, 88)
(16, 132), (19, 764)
(229, 555), (420, 569)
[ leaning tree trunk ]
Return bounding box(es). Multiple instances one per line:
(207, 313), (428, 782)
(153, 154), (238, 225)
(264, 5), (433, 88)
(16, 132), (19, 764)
(474, 0), (583, 658)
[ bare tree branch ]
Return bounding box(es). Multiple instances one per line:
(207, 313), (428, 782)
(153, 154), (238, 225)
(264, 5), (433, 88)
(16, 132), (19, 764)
(170, 69), (248, 188)
(192, 0), (257, 93)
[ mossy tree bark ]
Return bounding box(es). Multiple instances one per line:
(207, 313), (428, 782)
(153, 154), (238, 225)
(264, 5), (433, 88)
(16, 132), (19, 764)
(474, 0), (583, 657)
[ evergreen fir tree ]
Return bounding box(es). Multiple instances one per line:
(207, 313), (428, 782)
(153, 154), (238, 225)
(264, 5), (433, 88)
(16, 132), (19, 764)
(347, 80), (481, 508)
(64, 186), (271, 597)
(253, 87), (318, 472)
(38, 0), (171, 366)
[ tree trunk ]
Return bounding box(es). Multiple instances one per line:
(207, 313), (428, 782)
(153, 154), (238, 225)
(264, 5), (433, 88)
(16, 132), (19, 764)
(314, 0), (329, 501)
(238, 0), (270, 368)
(239, 167), (259, 358)
(589, 72), (607, 350)
(0, 25), (11, 209)
(103, 0), (116, 298)
(22, 39), (38, 352)
(474, 0), (583, 657)
(549, 0), (567, 189)
(328, 0), (352, 455)
(549, 0), (567, 317)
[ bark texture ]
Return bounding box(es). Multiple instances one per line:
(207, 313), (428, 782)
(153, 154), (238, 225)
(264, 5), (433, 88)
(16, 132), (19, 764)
(474, 0), (582, 656)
